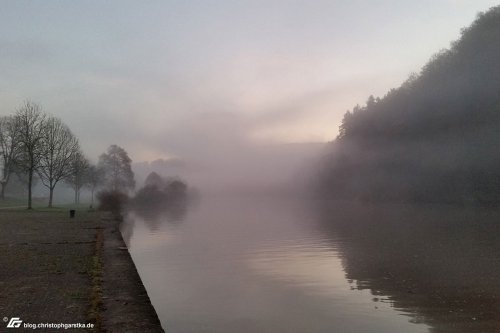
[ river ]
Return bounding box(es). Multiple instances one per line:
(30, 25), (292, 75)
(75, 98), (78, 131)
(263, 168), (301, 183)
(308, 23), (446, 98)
(121, 196), (500, 333)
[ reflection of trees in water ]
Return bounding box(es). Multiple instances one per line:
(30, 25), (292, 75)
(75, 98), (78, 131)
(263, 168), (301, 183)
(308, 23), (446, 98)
(132, 199), (188, 231)
(316, 201), (500, 333)
(120, 216), (135, 246)
(131, 172), (191, 231)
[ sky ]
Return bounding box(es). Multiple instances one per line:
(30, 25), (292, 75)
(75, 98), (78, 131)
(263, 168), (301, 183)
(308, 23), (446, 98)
(0, 0), (498, 170)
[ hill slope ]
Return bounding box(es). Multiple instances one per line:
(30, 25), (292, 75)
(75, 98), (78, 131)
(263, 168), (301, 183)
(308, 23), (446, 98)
(320, 6), (500, 205)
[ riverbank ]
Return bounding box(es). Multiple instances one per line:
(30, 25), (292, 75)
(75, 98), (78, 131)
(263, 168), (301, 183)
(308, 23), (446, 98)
(0, 208), (164, 332)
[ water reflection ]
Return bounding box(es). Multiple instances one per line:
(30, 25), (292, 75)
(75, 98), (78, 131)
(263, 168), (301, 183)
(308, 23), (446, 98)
(132, 202), (188, 230)
(316, 201), (500, 333)
(121, 197), (189, 246)
(123, 197), (431, 333)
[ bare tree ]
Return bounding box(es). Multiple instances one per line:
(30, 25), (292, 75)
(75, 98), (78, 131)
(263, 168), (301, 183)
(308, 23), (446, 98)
(65, 150), (89, 204)
(98, 145), (135, 192)
(0, 116), (20, 199)
(86, 164), (104, 208)
(14, 101), (47, 209)
(38, 117), (79, 207)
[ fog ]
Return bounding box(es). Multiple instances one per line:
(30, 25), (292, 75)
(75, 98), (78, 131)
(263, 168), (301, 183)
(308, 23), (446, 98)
(1, 1), (498, 200)
(131, 111), (325, 195)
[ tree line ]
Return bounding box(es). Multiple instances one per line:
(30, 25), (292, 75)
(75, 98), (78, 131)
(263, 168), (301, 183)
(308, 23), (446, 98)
(0, 100), (135, 208)
(319, 6), (500, 206)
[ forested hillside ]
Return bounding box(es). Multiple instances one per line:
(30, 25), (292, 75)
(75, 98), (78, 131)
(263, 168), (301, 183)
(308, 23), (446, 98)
(320, 6), (500, 205)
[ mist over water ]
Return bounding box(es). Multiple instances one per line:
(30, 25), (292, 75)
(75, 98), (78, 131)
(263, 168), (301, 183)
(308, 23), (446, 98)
(122, 195), (500, 333)
(130, 113), (325, 197)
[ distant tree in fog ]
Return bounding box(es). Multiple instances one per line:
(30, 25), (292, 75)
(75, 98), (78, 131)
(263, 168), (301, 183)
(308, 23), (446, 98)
(98, 145), (135, 192)
(13, 101), (47, 209)
(66, 150), (89, 204)
(144, 171), (165, 188)
(134, 172), (188, 208)
(7, 171), (35, 197)
(0, 116), (20, 199)
(38, 116), (79, 207)
(86, 164), (104, 208)
(164, 178), (187, 200)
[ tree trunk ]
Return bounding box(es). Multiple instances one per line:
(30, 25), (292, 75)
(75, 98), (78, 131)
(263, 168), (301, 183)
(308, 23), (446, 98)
(27, 170), (33, 209)
(90, 189), (94, 208)
(0, 182), (5, 200)
(74, 188), (78, 204)
(48, 187), (54, 208)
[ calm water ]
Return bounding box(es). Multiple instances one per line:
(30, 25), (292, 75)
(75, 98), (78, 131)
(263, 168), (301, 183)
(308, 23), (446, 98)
(121, 196), (500, 333)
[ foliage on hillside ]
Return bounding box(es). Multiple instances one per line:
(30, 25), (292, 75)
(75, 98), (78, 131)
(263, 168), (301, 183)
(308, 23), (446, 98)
(321, 6), (500, 205)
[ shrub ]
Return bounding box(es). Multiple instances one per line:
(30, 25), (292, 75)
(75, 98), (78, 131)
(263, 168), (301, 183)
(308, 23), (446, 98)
(96, 190), (129, 214)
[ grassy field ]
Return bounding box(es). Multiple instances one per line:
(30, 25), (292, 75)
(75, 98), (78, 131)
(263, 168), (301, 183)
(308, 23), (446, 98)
(0, 196), (29, 207)
(0, 196), (92, 211)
